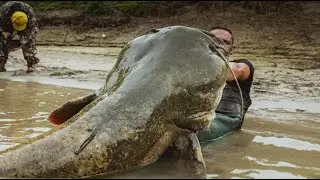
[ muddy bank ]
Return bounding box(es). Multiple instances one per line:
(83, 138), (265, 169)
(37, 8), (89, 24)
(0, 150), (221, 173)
(0, 46), (118, 89)
(34, 3), (320, 47)
(32, 2), (320, 71)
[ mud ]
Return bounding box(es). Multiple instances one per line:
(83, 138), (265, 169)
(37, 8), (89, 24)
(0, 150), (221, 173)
(0, 46), (119, 89)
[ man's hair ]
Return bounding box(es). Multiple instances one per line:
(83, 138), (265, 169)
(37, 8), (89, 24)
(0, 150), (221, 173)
(210, 26), (234, 44)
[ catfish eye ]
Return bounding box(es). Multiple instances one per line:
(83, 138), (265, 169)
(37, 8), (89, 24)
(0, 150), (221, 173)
(208, 43), (228, 57)
(208, 44), (218, 54)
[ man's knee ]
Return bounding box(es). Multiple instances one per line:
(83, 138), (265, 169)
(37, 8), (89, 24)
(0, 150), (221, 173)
(0, 41), (9, 57)
(197, 114), (241, 142)
(8, 40), (21, 52)
(0, 56), (8, 64)
(22, 41), (38, 64)
(21, 35), (37, 56)
(22, 43), (37, 56)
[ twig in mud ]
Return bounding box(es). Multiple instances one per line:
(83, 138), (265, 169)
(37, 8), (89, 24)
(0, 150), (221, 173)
(254, 90), (269, 93)
(63, 30), (69, 43)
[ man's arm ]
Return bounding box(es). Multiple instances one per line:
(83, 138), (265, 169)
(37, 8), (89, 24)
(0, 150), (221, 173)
(226, 62), (251, 82)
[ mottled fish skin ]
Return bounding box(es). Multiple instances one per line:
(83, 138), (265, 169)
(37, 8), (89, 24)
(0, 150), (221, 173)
(0, 26), (228, 178)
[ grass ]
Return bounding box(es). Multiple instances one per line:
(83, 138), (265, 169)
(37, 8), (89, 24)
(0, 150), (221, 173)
(24, 1), (303, 16)
(25, 1), (157, 15)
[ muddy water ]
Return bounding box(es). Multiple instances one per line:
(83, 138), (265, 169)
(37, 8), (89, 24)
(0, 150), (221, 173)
(0, 79), (93, 152)
(0, 46), (319, 178)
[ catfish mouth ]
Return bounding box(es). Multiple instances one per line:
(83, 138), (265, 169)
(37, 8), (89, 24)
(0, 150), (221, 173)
(169, 83), (224, 132)
(173, 110), (214, 133)
(186, 111), (214, 130)
(186, 111), (213, 121)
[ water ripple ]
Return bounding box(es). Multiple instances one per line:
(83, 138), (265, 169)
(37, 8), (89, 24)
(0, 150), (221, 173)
(253, 136), (320, 152)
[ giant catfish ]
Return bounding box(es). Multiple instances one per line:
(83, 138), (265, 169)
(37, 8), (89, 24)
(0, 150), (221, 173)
(0, 25), (230, 178)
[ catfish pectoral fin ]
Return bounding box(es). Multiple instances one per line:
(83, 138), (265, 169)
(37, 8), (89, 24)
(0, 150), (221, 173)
(48, 93), (97, 125)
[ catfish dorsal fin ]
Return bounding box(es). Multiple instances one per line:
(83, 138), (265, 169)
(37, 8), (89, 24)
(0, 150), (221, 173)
(48, 93), (97, 125)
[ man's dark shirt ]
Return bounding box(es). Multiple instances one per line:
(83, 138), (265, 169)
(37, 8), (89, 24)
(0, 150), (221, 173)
(215, 59), (255, 118)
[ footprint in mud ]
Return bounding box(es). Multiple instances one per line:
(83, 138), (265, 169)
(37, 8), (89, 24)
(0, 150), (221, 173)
(50, 71), (76, 76)
(11, 70), (37, 76)
(50, 70), (87, 77)
(295, 109), (306, 112)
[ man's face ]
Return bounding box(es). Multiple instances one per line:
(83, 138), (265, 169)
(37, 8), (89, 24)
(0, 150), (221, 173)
(210, 29), (234, 55)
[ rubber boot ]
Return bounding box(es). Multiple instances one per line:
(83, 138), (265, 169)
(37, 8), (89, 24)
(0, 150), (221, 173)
(26, 56), (39, 73)
(0, 57), (7, 72)
(197, 113), (241, 142)
(26, 65), (35, 73)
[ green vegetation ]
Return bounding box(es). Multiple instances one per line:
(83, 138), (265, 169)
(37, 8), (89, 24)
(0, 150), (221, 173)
(25, 1), (162, 16)
(24, 1), (303, 16)
(14, 1), (304, 29)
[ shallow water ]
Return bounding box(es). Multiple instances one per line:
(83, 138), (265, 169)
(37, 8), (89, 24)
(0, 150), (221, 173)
(0, 79), (319, 179)
(0, 79), (93, 152)
(8, 46), (117, 72)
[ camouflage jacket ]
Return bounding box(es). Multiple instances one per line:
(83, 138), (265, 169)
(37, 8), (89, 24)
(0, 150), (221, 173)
(0, 1), (38, 38)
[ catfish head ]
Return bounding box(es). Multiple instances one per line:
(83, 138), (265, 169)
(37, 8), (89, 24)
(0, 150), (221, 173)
(48, 26), (229, 133)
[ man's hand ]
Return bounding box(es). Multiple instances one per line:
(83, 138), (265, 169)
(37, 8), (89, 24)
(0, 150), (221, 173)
(2, 32), (11, 40)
